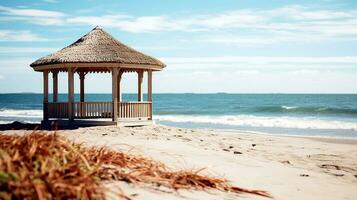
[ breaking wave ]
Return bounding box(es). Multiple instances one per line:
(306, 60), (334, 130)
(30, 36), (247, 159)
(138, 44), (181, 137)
(253, 106), (357, 116)
(155, 115), (357, 130)
(0, 109), (43, 118)
(0, 109), (43, 124)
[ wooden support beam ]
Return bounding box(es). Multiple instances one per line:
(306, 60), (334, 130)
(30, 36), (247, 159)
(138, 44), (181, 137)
(79, 71), (85, 102)
(117, 70), (123, 102)
(147, 70), (153, 120)
(68, 68), (74, 121)
(43, 70), (49, 122)
(137, 70), (143, 102)
(52, 71), (58, 102)
(147, 70), (152, 102)
(112, 68), (119, 122)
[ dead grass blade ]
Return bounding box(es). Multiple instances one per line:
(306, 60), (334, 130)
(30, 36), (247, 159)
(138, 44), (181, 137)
(0, 132), (272, 199)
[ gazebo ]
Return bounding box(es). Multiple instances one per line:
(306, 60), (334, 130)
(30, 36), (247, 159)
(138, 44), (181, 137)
(30, 26), (166, 126)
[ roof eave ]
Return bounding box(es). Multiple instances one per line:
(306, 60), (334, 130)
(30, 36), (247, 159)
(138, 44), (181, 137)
(31, 62), (165, 72)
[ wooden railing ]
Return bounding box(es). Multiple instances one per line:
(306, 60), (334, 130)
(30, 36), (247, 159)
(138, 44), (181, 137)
(46, 101), (152, 120)
(47, 102), (68, 118)
(74, 102), (112, 118)
(118, 102), (152, 119)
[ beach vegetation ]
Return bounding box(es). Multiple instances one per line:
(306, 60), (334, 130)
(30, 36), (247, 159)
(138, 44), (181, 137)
(0, 132), (271, 199)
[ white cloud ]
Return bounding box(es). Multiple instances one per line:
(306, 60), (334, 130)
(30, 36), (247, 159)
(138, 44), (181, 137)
(194, 35), (286, 46)
(42, 0), (59, 3)
(161, 56), (357, 72)
(0, 75), (4, 80)
(1, 5), (357, 44)
(0, 30), (46, 41)
(0, 58), (33, 68)
(67, 15), (173, 33)
(162, 56), (357, 65)
(271, 5), (356, 20)
(154, 69), (357, 93)
(134, 46), (179, 51)
(65, 5), (357, 45)
(200, 10), (266, 28)
(66, 11), (267, 33)
(0, 47), (57, 53)
(66, 5), (357, 35)
(0, 6), (64, 17)
(0, 5), (65, 25)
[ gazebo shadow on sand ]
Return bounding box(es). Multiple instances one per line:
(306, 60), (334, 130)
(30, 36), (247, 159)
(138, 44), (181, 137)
(0, 121), (103, 131)
(30, 26), (166, 127)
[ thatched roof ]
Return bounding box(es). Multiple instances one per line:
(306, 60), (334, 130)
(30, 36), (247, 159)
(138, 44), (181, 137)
(30, 26), (166, 70)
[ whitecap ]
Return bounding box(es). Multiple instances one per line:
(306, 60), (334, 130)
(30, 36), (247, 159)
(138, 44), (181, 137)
(281, 106), (298, 110)
(154, 115), (357, 130)
(0, 109), (43, 118)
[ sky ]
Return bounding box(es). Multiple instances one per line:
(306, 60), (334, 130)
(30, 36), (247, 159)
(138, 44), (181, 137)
(1, 0), (357, 93)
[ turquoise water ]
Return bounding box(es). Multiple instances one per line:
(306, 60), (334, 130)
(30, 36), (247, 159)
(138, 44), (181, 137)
(0, 93), (357, 138)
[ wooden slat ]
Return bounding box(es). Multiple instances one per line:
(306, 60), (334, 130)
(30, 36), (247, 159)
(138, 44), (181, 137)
(116, 102), (152, 119)
(47, 101), (152, 119)
(47, 102), (68, 119)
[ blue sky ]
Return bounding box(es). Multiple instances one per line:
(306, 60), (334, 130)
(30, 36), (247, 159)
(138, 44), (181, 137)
(1, 0), (357, 93)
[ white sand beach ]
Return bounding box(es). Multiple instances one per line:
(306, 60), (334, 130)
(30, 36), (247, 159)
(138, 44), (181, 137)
(3, 125), (356, 200)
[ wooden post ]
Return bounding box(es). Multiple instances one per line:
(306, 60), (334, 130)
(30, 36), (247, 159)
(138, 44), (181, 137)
(68, 68), (74, 121)
(52, 71), (58, 103)
(112, 68), (119, 122)
(147, 70), (153, 120)
(137, 70), (143, 102)
(79, 71), (85, 102)
(147, 70), (152, 102)
(43, 70), (49, 122)
(79, 71), (85, 117)
(117, 70), (123, 102)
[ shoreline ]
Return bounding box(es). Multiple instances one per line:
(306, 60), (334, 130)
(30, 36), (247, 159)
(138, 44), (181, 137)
(1, 120), (357, 142)
(213, 128), (357, 145)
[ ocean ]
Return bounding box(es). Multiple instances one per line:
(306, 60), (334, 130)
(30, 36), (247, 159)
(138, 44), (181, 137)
(0, 93), (357, 138)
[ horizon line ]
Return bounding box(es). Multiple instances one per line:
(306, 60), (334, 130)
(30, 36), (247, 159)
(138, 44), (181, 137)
(1, 92), (357, 95)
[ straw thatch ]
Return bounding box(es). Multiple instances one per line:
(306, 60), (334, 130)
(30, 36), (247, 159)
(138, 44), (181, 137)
(30, 26), (166, 69)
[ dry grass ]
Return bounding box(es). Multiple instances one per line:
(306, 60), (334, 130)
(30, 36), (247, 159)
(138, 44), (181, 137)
(0, 132), (272, 199)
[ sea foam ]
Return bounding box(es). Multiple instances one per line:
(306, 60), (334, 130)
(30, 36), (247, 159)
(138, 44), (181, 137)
(155, 115), (357, 130)
(1, 108), (357, 131)
(0, 109), (43, 118)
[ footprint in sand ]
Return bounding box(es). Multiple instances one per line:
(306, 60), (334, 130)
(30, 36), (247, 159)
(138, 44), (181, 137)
(281, 160), (291, 165)
(300, 174), (309, 177)
(320, 164), (341, 170)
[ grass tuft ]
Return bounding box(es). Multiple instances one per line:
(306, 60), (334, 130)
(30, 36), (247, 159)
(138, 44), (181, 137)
(0, 132), (272, 199)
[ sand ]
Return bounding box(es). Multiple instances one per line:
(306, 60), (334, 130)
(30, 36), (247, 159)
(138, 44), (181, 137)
(2, 125), (357, 200)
